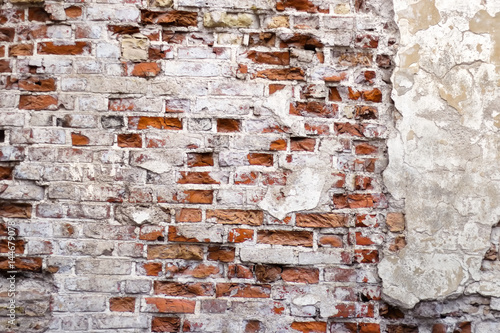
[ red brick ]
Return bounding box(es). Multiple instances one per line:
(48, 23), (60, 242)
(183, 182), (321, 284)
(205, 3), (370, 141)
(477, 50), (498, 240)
(154, 281), (214, 297)
(387, 325), (418, 333)
(269, 84), (285, 95)
(432, 324), (447, 333)
(148, 244), (204, 260)
(0, 240), (25, 254)
(291, 137), (316, 151)
(177, 171), (219, 184)
(355, 232), (375, 246)
(118, 134), (142, 148)
(282, 267), (319, 283)
(319, 235), (343, 247)
(38, 42), (90, 55)
(279, 33), (323, 49)
(332, 195), (349, 209)
(355, 105), (378, 119)
(0, 166), (13, 180)
(356, 214), (380, 228)
(149, 46), (170, 59)
(130, 62), (161, 77)
(329, 87), (342, 101)
(145, 298), (195, 313)
(247, 153), (273, 166)
(139, 226), (164, 241)
(17, 77), (56, 92)
(228, 228), (254, 243)
(257, 230), (313, 247)
(290, 101), (337, 118)
(355, 249), (379, 263)
(270, 139), (287, 151)
(71, 133), (90, 146)
(28, 7), (50, 21)
(454, 322), (471, 333)
(228, 264), (254, 279)
(249, 32), (276, 47)
(187, 152), (214, 167)
(217, 119), (241, 132)
(234, 172), (259, 185)
(245, 320), (263, 333)
(290, 321), (327, 333)
(141, 10), (197, 26)
(0, 28), (15, 42)
(355, 175), (373, 190)
(0, 257), (42, 272)
(207, 209), (264, 226)
(9, 44), (34, 56)
(110, 297), (135, 312)
(355, 143), (378, 155)
(333, 194), (382, 209)
(143, 262), (162, 276)
(173, 190), (213, 204)
(335, 123), (365, 137)
(296, 213), (347, 228)
(108, 25), (140, 35)
(129, 116), (182, 130)
(216, 283), (271, 298)
(163, 32), (187, 43)
(255, 265), (282, 282)
(331, 323), (358, 332)
(152, 317), (181, 332)
(65, 6), (83, 18)
(356, 34), (379, 48)
(208, 246), (235, 262)
(0, 203), (32, 218)
(256, 67), (305, 81)
(19, 95), (57, 110)
(174, 263), (220, 279)
(176, 208), (202, 222)
(247, 51), (290, 65)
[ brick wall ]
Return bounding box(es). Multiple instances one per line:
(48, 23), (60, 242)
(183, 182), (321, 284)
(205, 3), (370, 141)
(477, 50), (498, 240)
(0, 0), (497, 332)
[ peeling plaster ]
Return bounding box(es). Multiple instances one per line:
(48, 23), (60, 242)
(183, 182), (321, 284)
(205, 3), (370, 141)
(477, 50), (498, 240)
(258, 88), (341, 220)
(381, 0), (500, 308)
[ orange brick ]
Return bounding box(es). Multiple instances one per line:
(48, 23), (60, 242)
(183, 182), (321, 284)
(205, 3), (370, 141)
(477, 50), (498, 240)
(281, 267), (319, 283)
(109, 297), (135, 312)
(228, 228), (254, 243)
(247, 153), (273, 166)
(118, 134), (142, 148)
(176, 208), (202, 222)
(207, 246), (235, 262)
(257, 230), (313, 247)
(145, 298), (195, 313)
(290, 321), (327, 333)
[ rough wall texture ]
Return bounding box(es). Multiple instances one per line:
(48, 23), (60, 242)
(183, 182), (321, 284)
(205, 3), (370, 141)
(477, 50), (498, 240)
(381, 0), (500, 312)
(0, 0), (498, 332)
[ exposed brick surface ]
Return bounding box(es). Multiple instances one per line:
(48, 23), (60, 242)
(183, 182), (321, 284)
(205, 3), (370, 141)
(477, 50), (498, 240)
(1, 1), (484, 332)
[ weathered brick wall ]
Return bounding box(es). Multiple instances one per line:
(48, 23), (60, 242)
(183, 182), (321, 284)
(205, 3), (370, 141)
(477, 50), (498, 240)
(0, 0), (497, 332)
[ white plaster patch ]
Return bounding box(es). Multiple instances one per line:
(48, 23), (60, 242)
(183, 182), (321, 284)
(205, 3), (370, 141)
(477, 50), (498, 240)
(382, 0), (500, 308)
